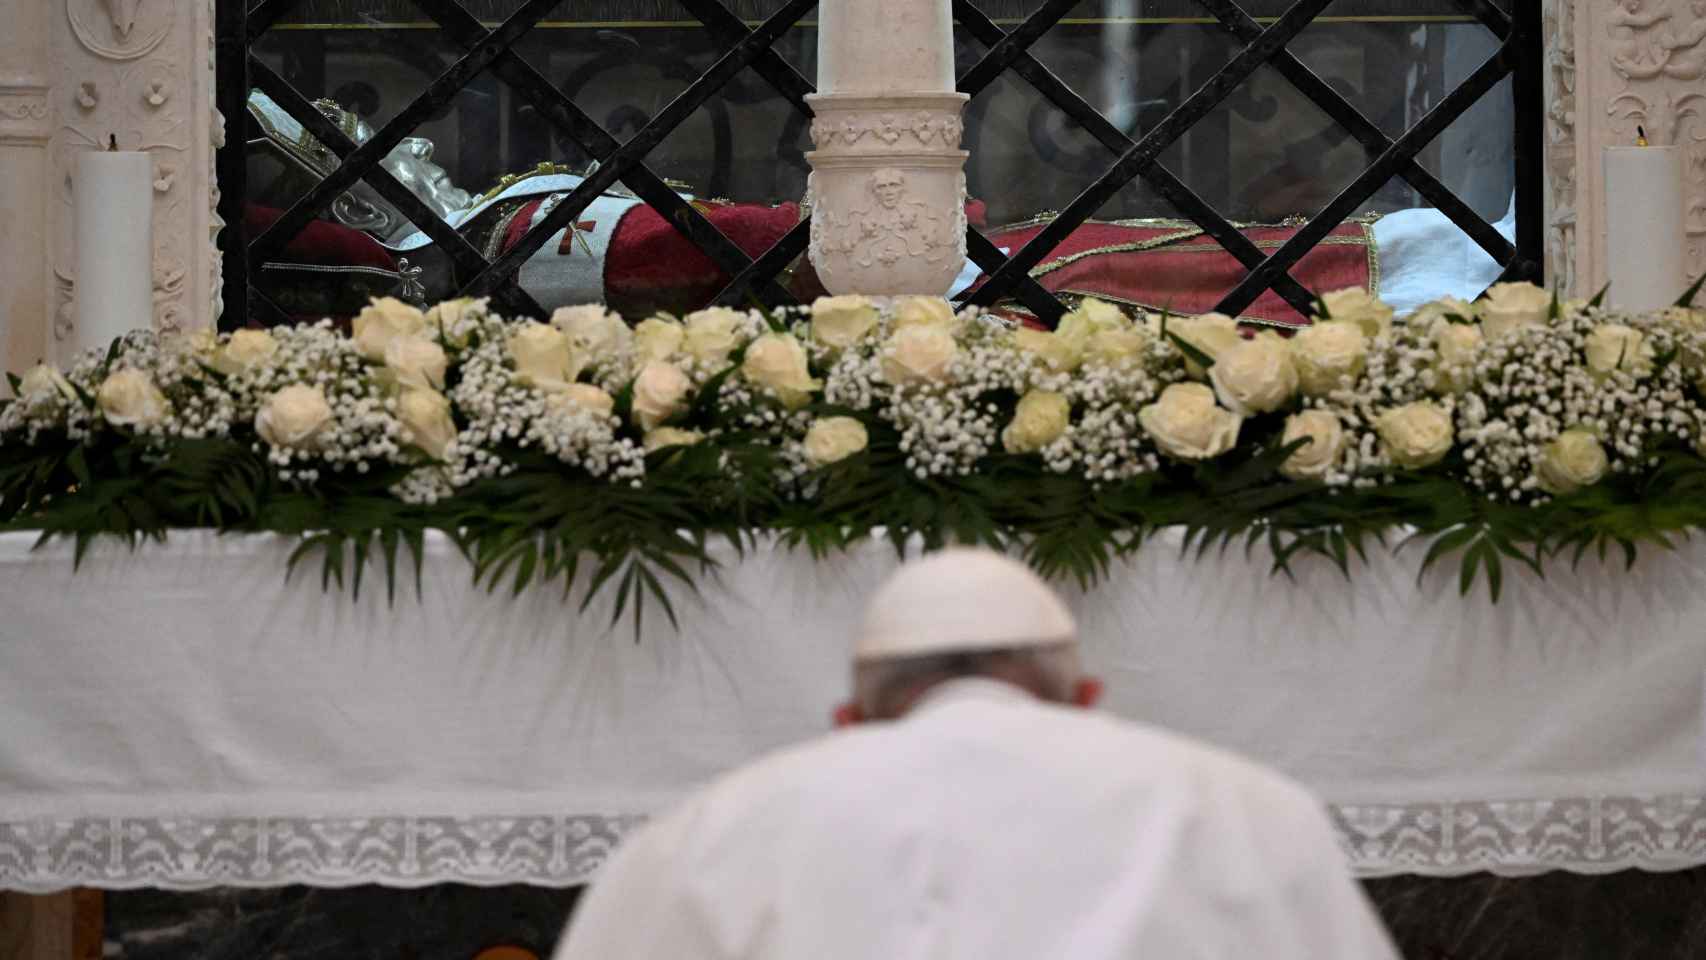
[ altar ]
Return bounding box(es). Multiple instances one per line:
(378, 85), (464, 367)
(7, 0), (1706, 955)
(3, 529), (1703, 893)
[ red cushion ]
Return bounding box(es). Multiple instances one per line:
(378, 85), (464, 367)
(243, 203), (399, 272)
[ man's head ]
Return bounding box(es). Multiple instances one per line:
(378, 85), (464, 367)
(870, 168), (907, 210)
(835, 549), (1102, 725)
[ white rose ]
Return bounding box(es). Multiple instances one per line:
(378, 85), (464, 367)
(631, 361), (692, 430)
(1138, 382), (1242, 460)
(1013, 327), (1082, 373)
(424, 297), (487, 346)
(545, 383), (616, 418)
(1478, 282), (1551, 341)
(1584, 323), (1652, 379)
(891, 296), (956, 331)
(1318, 288), (1394, 338)
(1535, 429), (1608, 495)
(803, 416), (869, 466)
(210, 329), (279, 375)
(553, 305), (631, 359)
(255, 383), (332, 448)
(810, 295), (882, 349)
(384, 336), (448, 391)
(882, 325), (959, 385)
(352, 297), (427, 362)
(1208, 333), (1298, 415)
(1155, 312), (1243, 379)
(1376, 402), (1454, 469)
(397, 387), (457, 461)
(742, 333), (821, 408)
(1278, 410), (1346, 480)
(96, 368), (168, 428)
(1407, 296), (1477, 328)
(683, 307), (747, 366)
(1072, 297), (1128, 330)
(643, 427), (703, 453)
(1659, 306), (1706, 334)
(17, 364), (75, 402)
(633, 317), (685, 363)
(1289, 320), (1368, 396)
(1430, 319), (1484, 395)
(1056, 298), (1130, 345)
(168, 327), (219, 360)
(1002, 390), (1071, 454)
(508, 322), (583, 392)
(1084, 328), (1150, 366)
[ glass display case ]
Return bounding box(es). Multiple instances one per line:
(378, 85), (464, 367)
(220, 0), (1537, 327)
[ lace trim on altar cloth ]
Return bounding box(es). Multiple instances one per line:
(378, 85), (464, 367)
(1330, 796), (1706, 878)
(3, 797), (1704, 891)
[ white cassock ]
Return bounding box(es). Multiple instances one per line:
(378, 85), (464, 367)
(553, 678), (1399, 960)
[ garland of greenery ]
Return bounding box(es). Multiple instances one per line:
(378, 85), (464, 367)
(3, 277), (1703, 634)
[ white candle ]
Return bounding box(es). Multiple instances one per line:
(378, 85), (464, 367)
(75, 146), (154, 352)
(1603, 145), (1686, 313)
(817, 0), (955, 95)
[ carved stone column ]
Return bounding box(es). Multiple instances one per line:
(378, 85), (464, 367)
(0, 0), (54, 373)
(49, 0), (221, 358)
(0, 0), (220, 370)
(806, 0), (969, 297)
(1565, 0), (1706, 298)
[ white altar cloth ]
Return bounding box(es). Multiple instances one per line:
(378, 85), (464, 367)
(1, 529), (1703, 891)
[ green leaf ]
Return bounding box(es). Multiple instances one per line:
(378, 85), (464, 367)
(5, 372), (20, 398)
(1589, 281), (1610, 309)
(1676, 272), (1706, 309)
(1164, 330), (1217, 371)
(1419, 524), (1478, 580)
(66, 447), (92, 488)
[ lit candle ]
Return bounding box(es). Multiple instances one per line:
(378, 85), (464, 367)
(75, 138), (154, 352)
(1603, 138), (1685, 313)
(817, 0), (955, 95)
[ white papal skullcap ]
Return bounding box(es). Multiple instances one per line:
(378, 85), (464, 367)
(855, 548), (1077, 662)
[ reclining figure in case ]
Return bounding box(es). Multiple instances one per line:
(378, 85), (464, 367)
(245, 92), (1512, 327)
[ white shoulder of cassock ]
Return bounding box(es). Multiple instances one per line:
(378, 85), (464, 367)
(552, 679), (1399, 960)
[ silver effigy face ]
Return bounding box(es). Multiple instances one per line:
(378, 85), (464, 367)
(384, 138), (474, 225)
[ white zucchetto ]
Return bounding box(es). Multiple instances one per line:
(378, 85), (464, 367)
(855, 548), (1076, 661)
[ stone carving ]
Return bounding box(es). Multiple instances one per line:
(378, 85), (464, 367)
(806, 90), (969, 295)
(1605, 0), (1706, 80)
(1606, 0), (1672, 80)
(811, 110), (963, 149)
(816, 167), (958, 270)
(67, 0), (173, 60)
(0, 87), (51, 144)
(1593, 0), (1706, 287)
(103, 0), (144, 39)
(1607, 86), (1706, 145)
(48, 0), (209, 353)
(1546, 0), (1579, 293)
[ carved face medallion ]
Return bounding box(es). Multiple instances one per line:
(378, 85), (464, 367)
(870, 168), (906, 210)
(103, 0), (143, 38)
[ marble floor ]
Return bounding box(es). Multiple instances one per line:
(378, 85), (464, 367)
(97, 870), (1706, 959)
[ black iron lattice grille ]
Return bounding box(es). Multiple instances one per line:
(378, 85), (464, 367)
(216, 0), (1543, 330)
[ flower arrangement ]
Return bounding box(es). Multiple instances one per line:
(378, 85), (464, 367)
(4, 277), (1704, 627)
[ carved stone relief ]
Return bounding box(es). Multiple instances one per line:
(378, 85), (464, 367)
(66, 0), (174, 62)
(0, 87), (51, 145)
(48, 0), (213, 348)
(1586, 0), (1706, 290)
(1546, 0), (1579, 294)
